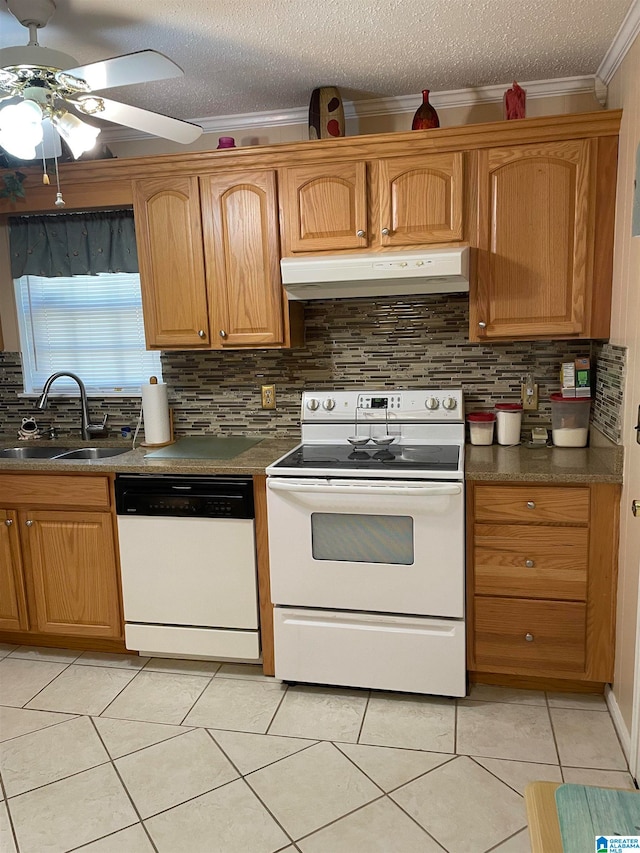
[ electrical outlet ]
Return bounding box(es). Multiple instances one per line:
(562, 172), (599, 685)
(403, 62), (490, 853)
(521, 382), (539, 411)
(261, 384), (276, 409)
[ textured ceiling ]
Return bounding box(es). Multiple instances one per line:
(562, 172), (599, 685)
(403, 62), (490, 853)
(0, 0), (632, 123)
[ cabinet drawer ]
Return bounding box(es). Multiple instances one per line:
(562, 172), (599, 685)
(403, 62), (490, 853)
(474, 597), (586, 675)
(474, 524), (588, 600)
(0, 475), (111, 509)
(474, 485), (589, 524)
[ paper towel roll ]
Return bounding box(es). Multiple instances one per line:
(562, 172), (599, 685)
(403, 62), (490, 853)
(141, 379), (171, 445)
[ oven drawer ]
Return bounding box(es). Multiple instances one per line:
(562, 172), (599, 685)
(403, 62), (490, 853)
(474, 524), (588, 600)
(473, 597), (586, 675)
(274, 606), (466, 696)
(474, 485), (590, 524)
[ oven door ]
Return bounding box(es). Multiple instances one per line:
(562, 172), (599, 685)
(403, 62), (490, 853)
(267, 477), (464, 618)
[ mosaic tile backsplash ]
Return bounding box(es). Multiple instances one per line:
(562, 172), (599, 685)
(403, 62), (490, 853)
(0, 294), (625, 444)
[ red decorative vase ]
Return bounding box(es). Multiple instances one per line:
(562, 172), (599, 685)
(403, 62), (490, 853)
(411, 89), (440, 130)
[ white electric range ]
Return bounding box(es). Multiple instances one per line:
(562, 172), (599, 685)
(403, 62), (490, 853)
(266, 388), (467, 697)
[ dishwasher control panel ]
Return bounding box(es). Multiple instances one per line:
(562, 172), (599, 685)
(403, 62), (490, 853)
(115, 474), (254, 519)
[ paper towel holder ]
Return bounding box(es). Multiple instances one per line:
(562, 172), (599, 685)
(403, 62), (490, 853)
(140, 376), (176, 448)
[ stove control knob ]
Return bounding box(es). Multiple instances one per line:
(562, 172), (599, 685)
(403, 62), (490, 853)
(306, 398), (320, 411)
(322, 398), (336, 411)
(443, 397), (457, 410)
(425, 397), (440, 410)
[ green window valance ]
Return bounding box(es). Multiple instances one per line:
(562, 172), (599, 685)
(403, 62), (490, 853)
(9, 209), (139, 278)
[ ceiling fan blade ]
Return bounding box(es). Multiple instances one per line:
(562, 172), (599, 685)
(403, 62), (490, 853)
(77, 97), (202, 144)
(62, 50), (184, 92)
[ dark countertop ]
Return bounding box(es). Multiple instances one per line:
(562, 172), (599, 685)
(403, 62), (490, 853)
(0, 436), (623, 484)
(464, 443), (623, 484)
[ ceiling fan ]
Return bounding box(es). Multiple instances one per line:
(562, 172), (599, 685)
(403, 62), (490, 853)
(0, 0), (203, 162)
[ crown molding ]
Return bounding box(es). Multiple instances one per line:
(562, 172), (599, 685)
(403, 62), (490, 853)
(101, 75), (598, 144)
(597, 0), (640, 85)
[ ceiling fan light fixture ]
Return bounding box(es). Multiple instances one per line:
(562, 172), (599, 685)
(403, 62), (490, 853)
(54, 71), (91, 93)
(75, 95), (105, 116)
(51, 109), (100, 158)
(0, 97), (43, 158)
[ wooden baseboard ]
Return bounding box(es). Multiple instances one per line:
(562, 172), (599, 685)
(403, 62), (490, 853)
(0, 631), (129, 654)
(469, 671), (606, 693)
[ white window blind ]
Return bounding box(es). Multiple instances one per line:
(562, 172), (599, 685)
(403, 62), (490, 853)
(14, 272), (162, 395)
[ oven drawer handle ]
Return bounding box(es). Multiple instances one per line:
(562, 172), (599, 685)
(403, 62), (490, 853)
(267, 480), (462, 497)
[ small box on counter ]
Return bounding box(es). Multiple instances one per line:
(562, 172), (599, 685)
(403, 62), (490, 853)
(561, 362), (576, 397)
(575, 357), (591, 398)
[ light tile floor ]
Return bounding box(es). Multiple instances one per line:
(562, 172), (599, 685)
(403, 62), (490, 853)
(0, 642), (634, 853)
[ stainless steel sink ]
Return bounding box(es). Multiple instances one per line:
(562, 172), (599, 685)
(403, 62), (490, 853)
(53, 447), (130, 460)
(0, 446), (71, 459)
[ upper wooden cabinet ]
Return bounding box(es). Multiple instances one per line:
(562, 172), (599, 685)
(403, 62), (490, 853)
(377, 152), (464, 246)
(133, 176), (211, 349)
(200, 171), (284, 347)
(133, 171), (300, 351)
(470, 137), (617, 342)
(281, 162), (367, 252)
(280, 152), (464, 254)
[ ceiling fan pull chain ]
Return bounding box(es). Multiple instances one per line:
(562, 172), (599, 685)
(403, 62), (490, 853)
(53, 153), (65, 207)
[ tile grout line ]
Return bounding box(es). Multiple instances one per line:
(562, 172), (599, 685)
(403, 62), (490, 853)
(384, 791), (450, 852)
(176, 672), (219, 726)
(90, 716), (194, 761)
(12, 659), (76, 710)
(86, 715), (159, 853)
(467, 754), (532, 800)
(545, 691), (565, 776)
(206, 726), (318, 777)
(355, 690), (371, 744)
(263, 682), (290, 736)
(98, 667), (155, 719)
(484, 827), (530, 852)
(0, 713), (81, 745)
(0, 766), (21, 853)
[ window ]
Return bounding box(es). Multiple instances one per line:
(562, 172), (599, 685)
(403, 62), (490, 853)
(14, 272), (162, 395)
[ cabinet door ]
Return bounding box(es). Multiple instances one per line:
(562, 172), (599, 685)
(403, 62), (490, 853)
(378, 152), (464, 245)
(23, 510), (122, 638)
(0, 510), (29, 631)
(281, 162), (367, 251)
(133, 176), (211, 348)
(201, 171), (284, 347)
(472, 140), (592, 340)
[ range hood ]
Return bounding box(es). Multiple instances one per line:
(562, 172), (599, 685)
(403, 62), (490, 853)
(280, 246), (469, 300)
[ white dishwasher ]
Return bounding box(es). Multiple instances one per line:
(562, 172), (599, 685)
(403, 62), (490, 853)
(115, 474), (260, 662)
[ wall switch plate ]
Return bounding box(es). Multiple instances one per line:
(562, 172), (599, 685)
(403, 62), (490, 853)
(521, 382), (539, 411)
(261, 384), (276, 409)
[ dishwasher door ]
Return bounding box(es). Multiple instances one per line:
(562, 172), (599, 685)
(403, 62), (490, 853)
(118, 515), (260, 660)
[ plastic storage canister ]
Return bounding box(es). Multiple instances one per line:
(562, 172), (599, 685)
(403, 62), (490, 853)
(467, 412), (496, 445)
(495, 402), (523, 445)
(550, 393), (591, 447)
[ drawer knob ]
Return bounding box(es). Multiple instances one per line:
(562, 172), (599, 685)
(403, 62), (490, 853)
(381, 227), (390, 236)
(525, 559), (535, 568)
(4, 518), (12, 527)
(197, 329), (206, 339)
(25, 520), (33, 527)
(525, 633), (534, 642)
(356, 229), (365, 238)
(527, 501), (536, 509)
(219, 330), (227, 338)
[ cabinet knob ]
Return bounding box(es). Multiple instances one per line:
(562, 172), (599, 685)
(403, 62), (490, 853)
(356, 229), (365, 238)
(525, 633), (534, 642)
(25, 520), (33, 527)
(527, 501), (536, 509)
(525, 559), (535, 568)
(478, 321), (487, 329)
(381, 228), (390, 236)
(219, 330), (227, 339)
(4, 518), (12, 527)
(197, 330), (206, 339)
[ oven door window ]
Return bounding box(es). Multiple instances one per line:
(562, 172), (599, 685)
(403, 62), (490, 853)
(311, 513), (414, 565)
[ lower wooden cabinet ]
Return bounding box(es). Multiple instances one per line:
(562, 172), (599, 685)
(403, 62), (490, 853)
(0, 474), (123, 642)
(467, 480), (620, 686)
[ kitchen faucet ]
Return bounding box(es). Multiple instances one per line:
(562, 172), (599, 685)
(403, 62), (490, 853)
(36, 372), (108, 440)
